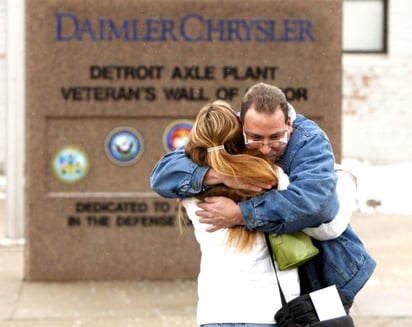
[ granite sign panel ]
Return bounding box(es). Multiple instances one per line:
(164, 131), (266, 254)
(25, 0), (342, 280)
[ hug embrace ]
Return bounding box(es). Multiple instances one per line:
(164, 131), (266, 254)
(151, 83), (376, 327)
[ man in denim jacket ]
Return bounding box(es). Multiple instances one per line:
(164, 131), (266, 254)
(150, 82), (375, 309)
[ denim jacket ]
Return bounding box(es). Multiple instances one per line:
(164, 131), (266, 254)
(150, 114), (375, 300)
(300, 224), (376, 305)
(151, 114), (339, 232)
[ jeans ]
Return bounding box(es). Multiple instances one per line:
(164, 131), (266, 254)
(201, 324), (277, 327)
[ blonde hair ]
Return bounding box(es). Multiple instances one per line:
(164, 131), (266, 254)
(179, 100), (279, 251)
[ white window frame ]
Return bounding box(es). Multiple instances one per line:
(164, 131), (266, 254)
(343, 0), (388, 53)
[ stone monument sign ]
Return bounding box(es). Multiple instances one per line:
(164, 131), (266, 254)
(25, 0), (342, 280)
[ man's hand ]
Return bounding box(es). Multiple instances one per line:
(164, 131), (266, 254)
(204, 168), (274, 192)
(196, 196), (244, 232)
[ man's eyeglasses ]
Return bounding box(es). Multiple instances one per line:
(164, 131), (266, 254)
(243, 127), (288, 149)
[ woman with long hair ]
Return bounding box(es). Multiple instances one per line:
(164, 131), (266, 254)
(180, 100), (299, 326)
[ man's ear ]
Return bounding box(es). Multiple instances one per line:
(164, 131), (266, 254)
(286, 116), (293, 134)
(286, 102), (297, 122)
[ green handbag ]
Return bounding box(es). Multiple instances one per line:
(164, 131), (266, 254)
(268, 231), (319, 271)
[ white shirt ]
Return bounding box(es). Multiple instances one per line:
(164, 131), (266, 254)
(183, 168), (300, 325)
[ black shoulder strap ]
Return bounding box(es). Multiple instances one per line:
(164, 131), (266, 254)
(264, 233), (295, 327)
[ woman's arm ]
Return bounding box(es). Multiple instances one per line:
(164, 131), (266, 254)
(302, 168), (357, 240)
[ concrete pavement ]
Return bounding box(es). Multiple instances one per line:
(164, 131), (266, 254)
(348, 212), (412, 326)
(1, 197), (412, 326)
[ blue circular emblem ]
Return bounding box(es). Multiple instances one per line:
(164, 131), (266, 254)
(52, 146), (90, 183)
(163, 120), (193, 152)
(105, 127), (144, 166)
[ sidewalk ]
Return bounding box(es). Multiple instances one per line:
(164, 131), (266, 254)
(1, 196), (412, 326)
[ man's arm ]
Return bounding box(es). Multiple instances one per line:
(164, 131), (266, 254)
(150, 147), (275, 198)
(239, 133), (339, 233)
(197, 131), (339, 233)
(150, 147), (208, 198)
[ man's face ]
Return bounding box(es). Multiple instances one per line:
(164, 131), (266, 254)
(243, 105), (292, 162)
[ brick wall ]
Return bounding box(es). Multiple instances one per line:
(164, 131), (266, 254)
(0, 0), (5, 173)
(342, 0), (412, 164)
